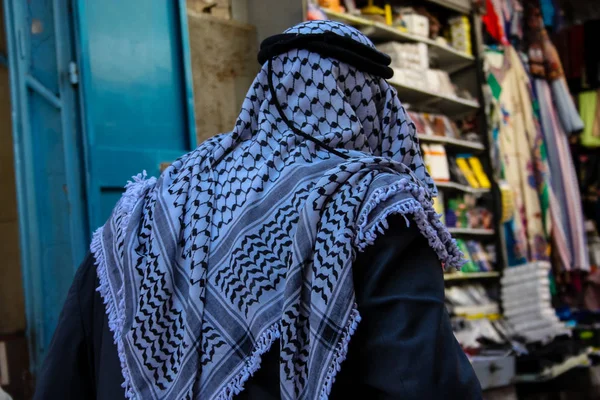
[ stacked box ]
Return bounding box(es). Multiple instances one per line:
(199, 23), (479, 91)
(449, 16), (472, 55)
(377, 42), (429, 70)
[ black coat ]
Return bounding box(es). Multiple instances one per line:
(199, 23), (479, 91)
(34, 216), (482, 399)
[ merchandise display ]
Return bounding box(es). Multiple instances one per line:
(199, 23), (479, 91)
(446, 284), (500, 319)
(445, 194), (493, 230)
(310, 0), (600, 394)
(377, 42), (428, 70)
(3, 0), (600, 397)
(312, 2), (499, 270)
(457, 239), (494, 272)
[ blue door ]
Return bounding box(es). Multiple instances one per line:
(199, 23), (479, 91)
(3, 0), (89, 368)
(74, 0), (196, 229)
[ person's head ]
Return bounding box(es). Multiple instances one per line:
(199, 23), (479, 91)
(214, 20), (435, 194)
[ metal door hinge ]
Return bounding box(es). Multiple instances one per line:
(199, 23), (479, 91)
(68, 61), (79, 86)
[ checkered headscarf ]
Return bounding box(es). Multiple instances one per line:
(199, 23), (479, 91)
(92, 21), (460, 400)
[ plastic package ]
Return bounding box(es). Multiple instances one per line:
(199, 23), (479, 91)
(422, 144), (450, 181)
(449, 16), (472, 55)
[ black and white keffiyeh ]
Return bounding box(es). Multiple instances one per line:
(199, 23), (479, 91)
(92, 20), (462, 400)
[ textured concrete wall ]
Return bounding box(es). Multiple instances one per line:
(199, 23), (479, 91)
(187, 10), (258, 143)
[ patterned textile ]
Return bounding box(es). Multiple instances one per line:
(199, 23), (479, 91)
(535, 79), (589, 270)
(486, 47), (551, 265)
(580, 90), (600, 147)
(524, 0), (584, 133)
(91, 21), (461, 400)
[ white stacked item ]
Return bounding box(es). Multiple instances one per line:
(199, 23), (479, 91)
(501, 261), (570, 344)
(399, 12), (429, 38)
(425, 69), (455, 97)
(377, 42), (457, 97)
(378, 42), (429, 91)
(390, 68), (428, 90)
(377, 42), (429, 70)
(421, 143), (450, 182)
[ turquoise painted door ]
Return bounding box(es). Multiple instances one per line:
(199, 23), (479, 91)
(3, 0), (89, 368)
(74, 0), (196, 229)
(3, 0), (195, 369)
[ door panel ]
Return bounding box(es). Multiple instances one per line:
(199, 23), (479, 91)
(3, 0), (196, 369)
(3, 0), (88, 368)
(75, 0), (196, 229)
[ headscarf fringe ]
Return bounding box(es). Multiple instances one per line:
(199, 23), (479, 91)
(355, 178), (464, 268)
(319, 307), (362, 400)
(91, 172), (157, 400)
(215, 323), (281, 400)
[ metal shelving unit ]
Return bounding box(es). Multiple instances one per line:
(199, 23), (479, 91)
(388, 78), (480, 117)
(425, 0), (472, 14)
(444, 271), (500, 281)
(434, 180), (491, 195)
(322, 9), (475, 73)
(448, 227), (495, 236)
(417, 134), (485, 151)
(318, 1), (504, 279)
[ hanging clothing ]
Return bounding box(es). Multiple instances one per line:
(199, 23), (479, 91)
(34, 218), (481, 400)
(36, 21), (463, 400)
(535, 80), (589, 271)
(579, 90), (600, 148)
(483, 0), (509, 44)
(524, 0), (584, 133)
(528, 81), (571, 272)
(486, 47), (551, 265)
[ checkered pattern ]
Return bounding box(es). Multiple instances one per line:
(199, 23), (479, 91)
(92, 20), (460, 400)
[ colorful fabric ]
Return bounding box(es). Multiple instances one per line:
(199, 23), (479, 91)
(524, 0), (562, 80)
(536, 79), (589, 270)
(552, 78), (584, 134)
(483, 0), (509, 44)
(580, 90), (600, 148)
(91, 21), (461, 400)
(524, 0), (584, 133)
(486, 47), (551, 265)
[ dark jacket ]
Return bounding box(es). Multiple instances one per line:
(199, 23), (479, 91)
(34, 216), (482, 399)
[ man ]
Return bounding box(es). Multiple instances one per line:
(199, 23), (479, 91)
(35, 21), (481, 399)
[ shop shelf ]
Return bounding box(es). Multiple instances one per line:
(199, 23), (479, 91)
(417, 134), (485, 151)
(388, 78), (480, 117)
(435, 181), (490, 195)
(444, 271), (500, 281)
(322, 9), (475, 74)
(448, 227), (495, 236)
(425, 0), (472, 14)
